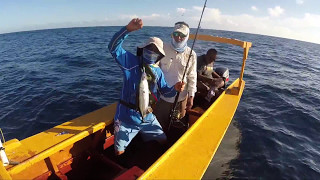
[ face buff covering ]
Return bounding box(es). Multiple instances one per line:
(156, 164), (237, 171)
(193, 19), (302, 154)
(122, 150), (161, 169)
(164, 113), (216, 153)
(171, 36), (188, 53)
(142, 48), (160, 64)
(171, 27), (190, 53)
(141, 48), (158, 84)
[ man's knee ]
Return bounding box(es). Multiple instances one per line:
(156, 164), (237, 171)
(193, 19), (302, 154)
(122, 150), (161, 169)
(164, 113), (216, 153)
(215, 78), (224, 88)
(156, 133), (167, 145)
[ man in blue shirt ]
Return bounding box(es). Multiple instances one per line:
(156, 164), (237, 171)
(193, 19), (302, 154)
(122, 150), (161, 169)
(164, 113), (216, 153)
(108, 18), (185, 155)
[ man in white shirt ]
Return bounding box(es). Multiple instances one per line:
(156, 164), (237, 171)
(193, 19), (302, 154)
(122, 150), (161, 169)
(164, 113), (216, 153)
(154, 22), (197, 132)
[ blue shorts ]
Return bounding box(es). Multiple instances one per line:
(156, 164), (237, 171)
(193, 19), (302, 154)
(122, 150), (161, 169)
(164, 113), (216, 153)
(114, 114), (167, 152)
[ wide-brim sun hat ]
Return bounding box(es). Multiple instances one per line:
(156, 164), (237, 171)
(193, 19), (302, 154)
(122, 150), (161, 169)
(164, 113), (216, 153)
(138, 37), (165, 57)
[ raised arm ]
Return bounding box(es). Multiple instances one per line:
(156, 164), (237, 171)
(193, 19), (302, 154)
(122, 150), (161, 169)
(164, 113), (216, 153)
(108, 18), (143, 68)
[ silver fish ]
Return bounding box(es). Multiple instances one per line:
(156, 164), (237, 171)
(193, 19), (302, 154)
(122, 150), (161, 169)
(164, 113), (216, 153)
(139, 68), (149, 119)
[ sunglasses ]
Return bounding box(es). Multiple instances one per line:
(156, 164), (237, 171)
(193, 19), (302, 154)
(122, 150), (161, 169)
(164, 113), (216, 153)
(172, 32), (187, 38)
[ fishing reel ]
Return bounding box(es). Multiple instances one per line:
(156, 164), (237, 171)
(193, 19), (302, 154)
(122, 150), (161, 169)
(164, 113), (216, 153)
(169, 109), (189, 129)
(171, 109), (181, 121)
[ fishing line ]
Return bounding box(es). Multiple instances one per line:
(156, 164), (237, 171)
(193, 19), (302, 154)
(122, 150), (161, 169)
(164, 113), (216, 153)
(168, 0), (208, 130)
(0, 128), (5, 143)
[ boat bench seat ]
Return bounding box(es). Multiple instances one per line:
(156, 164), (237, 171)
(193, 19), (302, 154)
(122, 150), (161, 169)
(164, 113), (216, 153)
(187, 107), (205, 126)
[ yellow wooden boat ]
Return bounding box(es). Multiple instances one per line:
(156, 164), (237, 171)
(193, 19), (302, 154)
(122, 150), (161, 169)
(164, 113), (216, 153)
(0, 34), (251, 180)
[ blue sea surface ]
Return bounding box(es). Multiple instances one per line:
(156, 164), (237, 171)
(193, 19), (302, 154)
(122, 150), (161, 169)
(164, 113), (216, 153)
(0, 26), (319, 179)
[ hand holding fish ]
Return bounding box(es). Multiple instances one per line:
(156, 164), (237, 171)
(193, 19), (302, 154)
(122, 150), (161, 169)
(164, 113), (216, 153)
(126, 18), (143, 32)
(174, 81), (185, 92)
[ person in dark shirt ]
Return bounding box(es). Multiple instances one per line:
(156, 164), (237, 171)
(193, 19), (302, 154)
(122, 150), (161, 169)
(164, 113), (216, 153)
(197, 49), (224, 100)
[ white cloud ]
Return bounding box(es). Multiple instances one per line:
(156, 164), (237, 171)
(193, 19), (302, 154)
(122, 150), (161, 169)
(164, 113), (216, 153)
(285, 13), (320, 28)
(177, 8), (186, 15)
(104, 13), (171, 27)
(141, 14), (161, 20)
(268, 6), (285, 17)
(117, 13), (161, 21)
(7, 8), (319, 44)
(296, 0), (304, 5)
(186, 7), (320, 44)
(119, 14), (139, 20)
(200, 6), (222, 24)
(129, 6), (319, 44)
(251, 6), (258, 11)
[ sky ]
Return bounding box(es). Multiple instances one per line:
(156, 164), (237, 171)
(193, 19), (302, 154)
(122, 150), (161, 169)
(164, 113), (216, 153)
(1, 0), (320, 44)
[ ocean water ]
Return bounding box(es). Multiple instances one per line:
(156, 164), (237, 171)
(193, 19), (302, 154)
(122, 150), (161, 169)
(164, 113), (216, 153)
(0, 26), (319, 179)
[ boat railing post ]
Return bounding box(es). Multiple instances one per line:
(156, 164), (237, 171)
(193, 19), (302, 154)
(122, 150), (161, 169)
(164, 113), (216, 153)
(239, 43), (250, 88)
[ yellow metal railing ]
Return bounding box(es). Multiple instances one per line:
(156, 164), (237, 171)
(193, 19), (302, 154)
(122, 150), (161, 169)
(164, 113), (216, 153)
(189, 34), (252, 93)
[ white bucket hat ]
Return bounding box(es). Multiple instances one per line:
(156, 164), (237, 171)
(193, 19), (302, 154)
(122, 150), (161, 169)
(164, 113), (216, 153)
(138, 37), (165, 57)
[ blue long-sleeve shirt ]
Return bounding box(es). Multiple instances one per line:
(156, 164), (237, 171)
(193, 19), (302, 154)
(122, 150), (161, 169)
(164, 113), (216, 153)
(108, 26), (176, 124)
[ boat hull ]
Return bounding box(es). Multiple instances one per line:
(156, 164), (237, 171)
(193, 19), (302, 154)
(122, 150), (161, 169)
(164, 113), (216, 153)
(1, 78), (244, 179)
(139, 78), (245, 179)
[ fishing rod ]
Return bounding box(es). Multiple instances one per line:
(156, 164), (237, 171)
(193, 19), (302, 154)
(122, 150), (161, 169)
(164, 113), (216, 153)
(168, 0), (208, 131)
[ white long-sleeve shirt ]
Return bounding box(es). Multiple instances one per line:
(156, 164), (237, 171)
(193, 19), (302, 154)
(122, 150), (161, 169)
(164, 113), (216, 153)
(159, 43), (197, 103)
